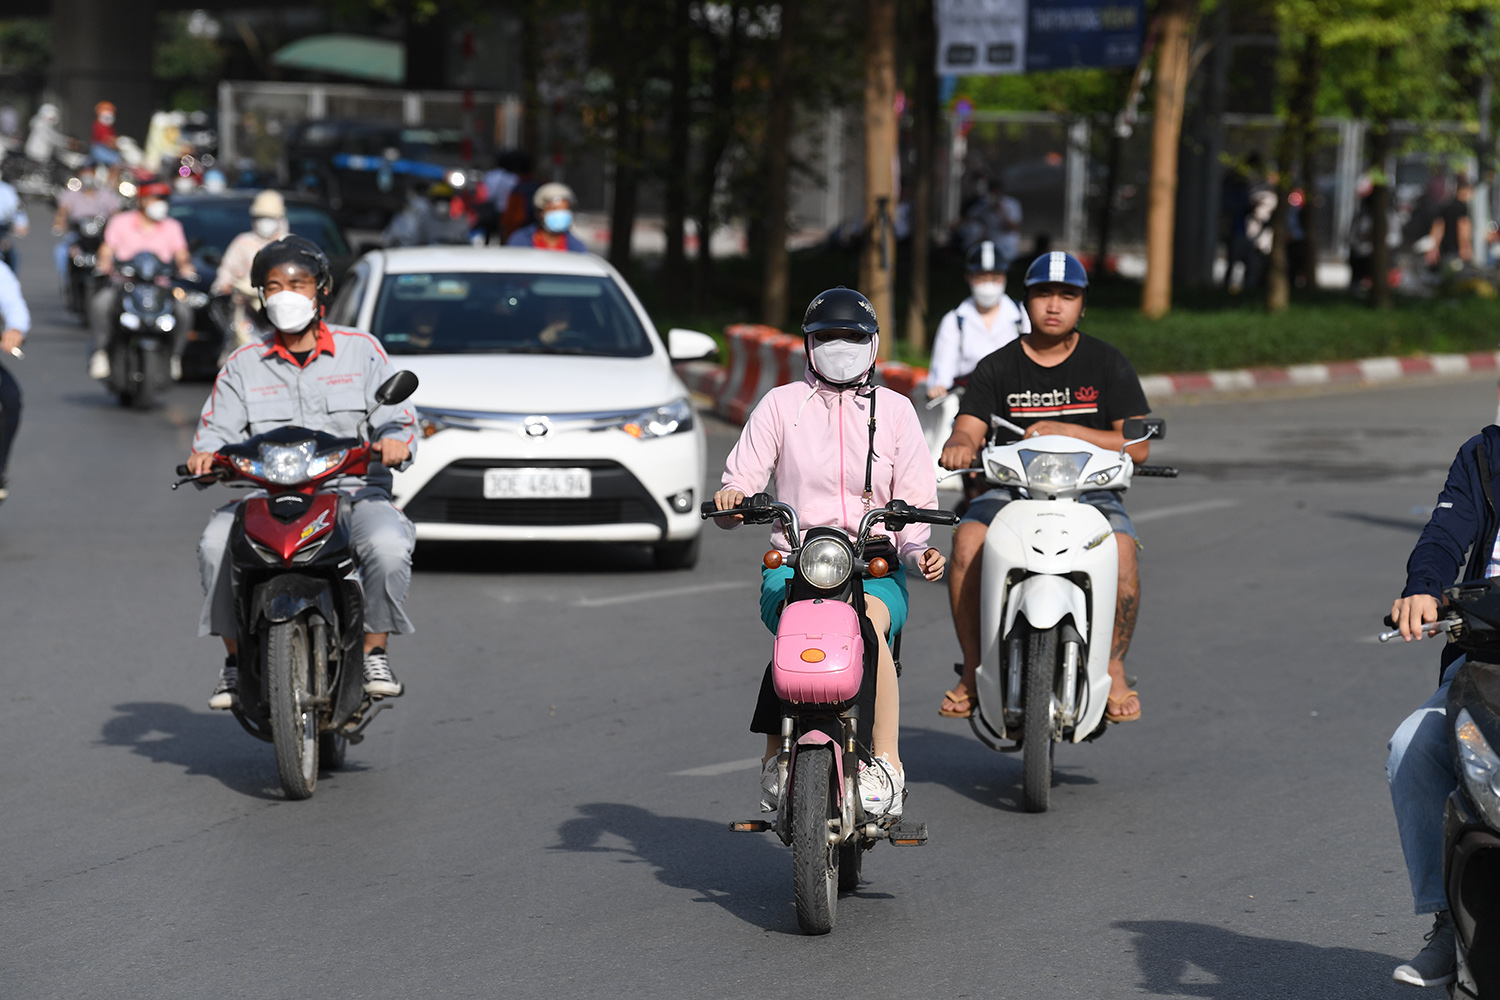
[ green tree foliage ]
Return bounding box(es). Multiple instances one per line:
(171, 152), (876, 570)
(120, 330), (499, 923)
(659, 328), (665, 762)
(0, 18), (50, 76)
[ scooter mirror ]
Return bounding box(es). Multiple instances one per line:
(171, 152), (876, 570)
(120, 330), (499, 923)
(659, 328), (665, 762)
(1122, 417), (1165, 442)
(375, 370), (419, 406)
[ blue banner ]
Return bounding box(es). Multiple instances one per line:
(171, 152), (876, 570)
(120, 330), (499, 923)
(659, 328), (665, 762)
(1023, 0), (1144, 71)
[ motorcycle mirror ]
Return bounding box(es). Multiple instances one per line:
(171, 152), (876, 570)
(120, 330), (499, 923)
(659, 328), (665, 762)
(1122, 417), (1165, 442)
(375, 370), (419, 406)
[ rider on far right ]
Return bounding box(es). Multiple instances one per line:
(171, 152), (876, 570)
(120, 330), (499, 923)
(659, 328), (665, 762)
(937, 251), (1152, 724)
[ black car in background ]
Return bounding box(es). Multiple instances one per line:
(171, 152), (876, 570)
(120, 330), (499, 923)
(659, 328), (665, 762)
(283, 119), (479, 228)
(168, 192), (353, 379)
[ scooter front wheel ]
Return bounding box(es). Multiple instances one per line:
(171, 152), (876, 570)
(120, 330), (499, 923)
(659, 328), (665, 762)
(266, 618), (319, 799)
(1022, 625), (1057, 813)
(791, 744), (838, 934)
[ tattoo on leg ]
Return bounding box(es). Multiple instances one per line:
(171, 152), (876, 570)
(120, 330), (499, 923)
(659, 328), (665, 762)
(1112, 591), (1139, 662)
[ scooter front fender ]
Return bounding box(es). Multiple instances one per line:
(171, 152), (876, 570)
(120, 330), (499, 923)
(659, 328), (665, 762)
(792, 731), (845, 805)
(248, 574), (339, 629)
(1002, 573), (1088, 637)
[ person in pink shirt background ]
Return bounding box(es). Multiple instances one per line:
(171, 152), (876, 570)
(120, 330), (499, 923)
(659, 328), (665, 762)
(88, 181), (197, 382)
(714, 287), (946, 821)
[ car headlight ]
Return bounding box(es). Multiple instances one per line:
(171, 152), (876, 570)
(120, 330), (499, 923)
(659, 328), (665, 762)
(1455, 708), (1500, 828)
(622, 398), (694, 439)
(156, 314), (176, 331)
(119, 311), (142, 330)
(259, 440), (316, 485)
(799, 536), (853, 590)
(986, 458), (1020, 483)
(1086, 465), (1123, 487)
(1020, 450), (1091, 490)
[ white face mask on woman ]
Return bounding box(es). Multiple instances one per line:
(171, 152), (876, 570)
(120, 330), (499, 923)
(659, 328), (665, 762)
(252, 217), (281, 239)
(809, 333), (878, 386)
(263, 290), (318, 334)
(142, 199), (169, 222)
(970, 279), (1004, 310)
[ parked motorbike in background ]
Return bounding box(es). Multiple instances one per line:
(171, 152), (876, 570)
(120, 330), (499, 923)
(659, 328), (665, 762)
(64, 215), (108, 317)
(105, 252), (178, 409)
(942, 416), (1174, 813)
(173, 371), (419, 800)
(704, 495), (956, 935)
(1379, 583), (1500, 999)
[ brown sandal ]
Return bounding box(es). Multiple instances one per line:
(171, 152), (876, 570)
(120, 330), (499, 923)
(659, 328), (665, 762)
(939, 688), (975, 718)
(1105, 690), (1142, 723)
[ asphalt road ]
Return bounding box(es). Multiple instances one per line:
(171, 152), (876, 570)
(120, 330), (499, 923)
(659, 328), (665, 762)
(0, 226), (1484, 998)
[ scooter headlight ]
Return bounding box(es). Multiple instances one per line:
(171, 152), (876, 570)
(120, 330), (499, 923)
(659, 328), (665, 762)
(1020, 450), (1091, 490)
(156, 313), (176, 331)
(800, 536), (853, 590)
(1086, 465), (1123, 487)
(304, 448), (349, 480)
(259, 440), (316, 485)
(119, 311), (142, 330)
(1455, 708), (1500, 828)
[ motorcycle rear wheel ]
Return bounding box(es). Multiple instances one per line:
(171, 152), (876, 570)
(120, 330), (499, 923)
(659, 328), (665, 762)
(1021, 625), (1057, 813)
(791, 744), (838, 934)
(267, 619), (319, 799)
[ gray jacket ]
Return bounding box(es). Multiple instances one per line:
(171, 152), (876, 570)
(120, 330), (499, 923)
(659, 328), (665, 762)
(192, 323), (417, 495)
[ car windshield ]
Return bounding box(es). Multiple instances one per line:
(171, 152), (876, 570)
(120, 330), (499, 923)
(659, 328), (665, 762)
(369, 272), (653, 357)
(170, 200), (350, 260)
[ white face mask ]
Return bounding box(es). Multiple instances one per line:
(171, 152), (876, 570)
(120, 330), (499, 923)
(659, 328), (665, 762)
(810, 334), (877, 385)
(143, 200), (169, 222)
(971, 280), (1004, 309)
(253, 217), (281, 238)
(263, 290), (318, 334)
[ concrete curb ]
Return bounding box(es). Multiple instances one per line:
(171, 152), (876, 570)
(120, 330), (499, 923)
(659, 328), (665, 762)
(1138, 351), (1500, 400)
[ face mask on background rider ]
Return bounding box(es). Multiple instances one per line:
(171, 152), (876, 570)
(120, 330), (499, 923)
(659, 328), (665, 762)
(142, 198), (169, 222)
(970, 278), (1005, 310)
(810, 332), (877, 385)
(99, 112), (115, 126)
(252, 216), (281, 239)
(543, 208), (573, 234)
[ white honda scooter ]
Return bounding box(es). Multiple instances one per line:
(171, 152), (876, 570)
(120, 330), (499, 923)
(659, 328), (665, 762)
(942, 416), (1174, 812)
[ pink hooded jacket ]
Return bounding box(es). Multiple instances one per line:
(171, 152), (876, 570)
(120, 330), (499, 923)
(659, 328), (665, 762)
(721, 374), (940, 572)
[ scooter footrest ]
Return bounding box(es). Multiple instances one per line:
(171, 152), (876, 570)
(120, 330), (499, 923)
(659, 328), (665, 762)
(885, 821), (928, 846)
(729, 820), (774, 833)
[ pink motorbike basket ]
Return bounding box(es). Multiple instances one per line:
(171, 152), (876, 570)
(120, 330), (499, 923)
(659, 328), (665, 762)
(772, 599), (865, 705)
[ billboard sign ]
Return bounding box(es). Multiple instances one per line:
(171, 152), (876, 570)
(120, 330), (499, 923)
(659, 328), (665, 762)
(936, 0), (1027, 76)
(936, 0), (1143, 76)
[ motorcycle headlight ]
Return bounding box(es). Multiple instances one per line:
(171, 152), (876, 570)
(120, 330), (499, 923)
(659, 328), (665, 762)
(259, 440), (316, 485)
(119, 311), (141, 330)
(304, 448), (349, 479)
(1455, 708), (1500, 828)
(1020, 450), (1091, 490)
(799, 536), (853, 590)
(156, 314), (176, 331)
(1086, 465), (1123, 487)
(986, 458), (1020, 483)
(621, 398), (694, 439)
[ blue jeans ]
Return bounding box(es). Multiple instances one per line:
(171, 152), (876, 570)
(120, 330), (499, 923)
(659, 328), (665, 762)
(1386, 657), (1462, 914)
(54, 233), (74, 281)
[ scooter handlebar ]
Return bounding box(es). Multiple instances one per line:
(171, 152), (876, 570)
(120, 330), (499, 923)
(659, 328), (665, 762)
(1136, 465), (1179, 477)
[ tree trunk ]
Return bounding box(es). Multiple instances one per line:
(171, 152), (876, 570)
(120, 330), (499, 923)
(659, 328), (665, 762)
(1265, 121), (1295, 313)
(860, 0), (898, 358)
(904, 0), (936, 352)
(519, 0), (542, 156)
(1141, 0), (1194, 319)
(608, 94), (639, 267)
(692, 4), (748, 309)
(663, 0), (692, 299)
(760, 0), (801, 329)
(1370, 122), (1392, 311)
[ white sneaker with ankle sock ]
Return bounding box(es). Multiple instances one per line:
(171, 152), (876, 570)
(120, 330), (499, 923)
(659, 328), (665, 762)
(858, 754), (905, 819)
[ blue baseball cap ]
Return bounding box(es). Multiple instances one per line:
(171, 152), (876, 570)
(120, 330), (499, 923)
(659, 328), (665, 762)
(1024, 251), (1089, 290)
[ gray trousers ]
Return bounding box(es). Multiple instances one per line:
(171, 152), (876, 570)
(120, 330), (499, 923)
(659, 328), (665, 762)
(90, 285), (190, 358)
(198, 495), (416, 638)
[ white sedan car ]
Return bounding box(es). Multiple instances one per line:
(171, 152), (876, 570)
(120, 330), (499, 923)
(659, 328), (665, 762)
(326, 246), (713, 568)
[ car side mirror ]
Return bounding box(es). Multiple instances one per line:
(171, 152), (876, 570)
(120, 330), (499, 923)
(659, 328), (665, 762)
(376, 370), (419, 406)
(1123, 417), (1165, 442)
(667, 328), (718, 363)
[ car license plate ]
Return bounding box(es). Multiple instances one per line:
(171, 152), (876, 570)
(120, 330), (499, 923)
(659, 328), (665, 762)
(483, 468), (592, 500)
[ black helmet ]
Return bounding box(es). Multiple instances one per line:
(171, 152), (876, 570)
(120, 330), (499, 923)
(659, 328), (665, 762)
(965, 240), (1007, 275)
(250, 235), (332, 297)
(801, 286), (879, 337)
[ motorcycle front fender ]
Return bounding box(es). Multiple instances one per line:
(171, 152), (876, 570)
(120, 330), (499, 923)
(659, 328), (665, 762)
(1002, 573), (1089, 637)
(248, 574), (339, 630)
(793, 730), (845, 807)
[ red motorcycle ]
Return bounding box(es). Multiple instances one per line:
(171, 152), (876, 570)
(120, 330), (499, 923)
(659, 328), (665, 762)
(174, 370), (418, 799)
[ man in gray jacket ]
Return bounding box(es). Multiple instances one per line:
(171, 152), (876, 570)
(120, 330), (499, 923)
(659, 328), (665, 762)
(185, 236), (418, 709)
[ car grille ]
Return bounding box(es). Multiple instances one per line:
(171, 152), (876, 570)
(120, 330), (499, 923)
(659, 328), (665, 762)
(404, 459), (667, 530)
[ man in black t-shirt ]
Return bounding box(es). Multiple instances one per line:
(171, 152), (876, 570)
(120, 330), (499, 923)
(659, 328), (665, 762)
(936, 251), (1152, 724)
(1426, 177), (1472, 269)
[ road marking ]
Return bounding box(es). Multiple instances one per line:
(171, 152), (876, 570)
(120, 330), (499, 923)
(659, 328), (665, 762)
(672, 757), (763, 776)
(1132, 498), (1239, 524)
(573, 579), (753, 608)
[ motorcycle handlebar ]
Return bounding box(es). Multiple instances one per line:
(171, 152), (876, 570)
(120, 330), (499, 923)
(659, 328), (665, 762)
(1135, 465), (1179, 477)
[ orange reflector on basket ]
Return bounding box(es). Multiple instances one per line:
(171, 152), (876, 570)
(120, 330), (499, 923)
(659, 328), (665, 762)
(764, 550), (783, 569)
(800, 649), (826, 663)
(868, 557), (889, 578)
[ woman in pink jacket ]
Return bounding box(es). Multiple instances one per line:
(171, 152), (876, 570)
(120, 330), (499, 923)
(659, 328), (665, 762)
(714, 288), (947, 819)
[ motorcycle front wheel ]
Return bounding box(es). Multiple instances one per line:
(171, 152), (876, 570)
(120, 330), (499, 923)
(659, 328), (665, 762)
(1021, 625), (1057, 813)
(791, 744), (838, 934)
(132, 349), (163, 411)
(267, 618), (318, 799)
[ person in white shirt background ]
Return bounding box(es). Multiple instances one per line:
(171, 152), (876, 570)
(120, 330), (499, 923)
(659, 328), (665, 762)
(920, 240), (1030, 489)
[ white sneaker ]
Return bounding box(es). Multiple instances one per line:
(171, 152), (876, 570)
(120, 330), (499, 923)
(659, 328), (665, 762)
(208, 662), (237, 710)
(169, 355), (182, 382)
(88, 349), (110, 380)
(858, 754), (905, 819)
(362, 647), (403, 698)
(759, 756), (780, 813)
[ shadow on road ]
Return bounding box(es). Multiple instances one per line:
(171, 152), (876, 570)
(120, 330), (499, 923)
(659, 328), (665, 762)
(901, 726), (1098, 813)
(551, 802), (801, 933)
(100, 701), (298, 800)
(1327, 511), (1429, 534)
(1115, 919), (1401, 998)
(414, 540), (657, 575)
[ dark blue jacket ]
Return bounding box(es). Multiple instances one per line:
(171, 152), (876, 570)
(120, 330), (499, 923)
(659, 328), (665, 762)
(505, 225), (588, 253)
(1404, 425), (1500, 669)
